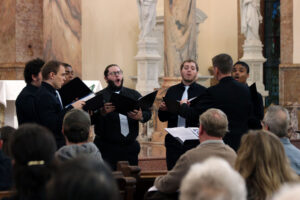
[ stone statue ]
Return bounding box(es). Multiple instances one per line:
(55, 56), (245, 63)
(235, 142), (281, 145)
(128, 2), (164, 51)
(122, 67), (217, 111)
(240, 0), (262, 41)
(137, 0), (157, 40)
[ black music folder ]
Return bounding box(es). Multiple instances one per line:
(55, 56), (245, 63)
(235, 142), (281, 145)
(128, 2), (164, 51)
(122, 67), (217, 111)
(83, 94), (104, 112)
(110, 90), (158, 115)
(59, 77), (93, 107)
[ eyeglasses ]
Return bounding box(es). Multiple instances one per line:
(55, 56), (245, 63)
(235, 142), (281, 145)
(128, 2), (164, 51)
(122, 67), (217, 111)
(108, 70), (123, 76)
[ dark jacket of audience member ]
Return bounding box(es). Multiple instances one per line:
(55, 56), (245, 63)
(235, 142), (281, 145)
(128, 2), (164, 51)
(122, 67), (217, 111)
(0, 149), (12, 191)
(0, 126), (16, 157)
(47, 157), (120, 200)
(8, 124), (57, 200)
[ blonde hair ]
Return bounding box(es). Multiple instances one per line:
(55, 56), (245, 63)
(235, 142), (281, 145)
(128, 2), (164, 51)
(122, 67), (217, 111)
(235, 130), (298, 200)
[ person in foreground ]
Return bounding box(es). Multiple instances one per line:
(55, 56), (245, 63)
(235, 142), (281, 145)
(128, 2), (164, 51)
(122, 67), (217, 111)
(235, 130), (298, 200)
(272, 183), (300, 200)
(153, 108), (237, 194)
(8, 124), (57, 200)
(262, 105), (300, 175)
(47, 157), (120, 200)
(180, 157), (246, 200)
(56, 109), (103, 162)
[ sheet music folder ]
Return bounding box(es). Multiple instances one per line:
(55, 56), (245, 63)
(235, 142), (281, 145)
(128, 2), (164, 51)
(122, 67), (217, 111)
(110, 90), (158, 115)
(165, 127), (199, 144)
(83, 94), (104, 112)
(59, 77), (92, 107)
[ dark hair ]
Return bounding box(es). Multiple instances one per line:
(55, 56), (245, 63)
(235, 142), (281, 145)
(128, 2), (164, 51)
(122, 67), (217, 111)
(11, 124), (57, 199)
(180, 59), (199, 71)
(212, 54), (233, 74)
(62, 63), (72, 68)
(234, 61), (250, 74)
(41, 60), (62, 80)
(63, 109), (91, 143)
(47, 157), (120, 200)
(0, 126), (16, 157)
(24, 58), (45, 84)
(104, 64), (119, 77)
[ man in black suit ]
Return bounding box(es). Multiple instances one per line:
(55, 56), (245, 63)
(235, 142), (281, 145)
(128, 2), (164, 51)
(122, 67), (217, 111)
(158, 59), (206, 170)
(232, 61), (264, 129)
(92, 64), (151, 170)
(35, 60), (84, 149)
(15, 58), (44, 125)
(179, 54), (252, 151)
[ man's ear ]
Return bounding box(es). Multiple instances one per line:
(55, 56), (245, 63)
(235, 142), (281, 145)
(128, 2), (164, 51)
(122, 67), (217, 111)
(262, 122), (269, 130)
(199, 124), (203, 136)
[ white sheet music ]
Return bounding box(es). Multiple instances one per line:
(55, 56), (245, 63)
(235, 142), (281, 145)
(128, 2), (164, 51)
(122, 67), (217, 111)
(165, 127), (199, 143)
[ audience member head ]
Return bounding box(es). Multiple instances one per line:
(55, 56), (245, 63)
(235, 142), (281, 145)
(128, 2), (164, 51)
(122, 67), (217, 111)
(47, 157), (120, 200)
(62, 63), (74, 84)
(235, 130), (298, 200)
(41, 60), (66, 89)
(232, 61), (250, 84)
(199, 108), (228, 141)
(180, 157), (246, 200)
(263, 105), (290, 138)
(104, 64), (123, 91)
(180, 59), (199, 85)
(62, 109), (91, 144)
(0, 126), (16, 157)
(212, 53), (233, 80)
(24, 58), (45, 87)
(272, 184), (300, 200)
(11, 123), (56, 198)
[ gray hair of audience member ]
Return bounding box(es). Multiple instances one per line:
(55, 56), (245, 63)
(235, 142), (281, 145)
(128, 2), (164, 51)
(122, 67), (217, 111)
(180, 157), (247, 200)
(199, 108), (229, 137)
(263, 105), (290, 137)
(272, 184), (300, 200)
(212, 53), (233, 74)
(47, 156), (120, 200)
(62, 109), (91, 143)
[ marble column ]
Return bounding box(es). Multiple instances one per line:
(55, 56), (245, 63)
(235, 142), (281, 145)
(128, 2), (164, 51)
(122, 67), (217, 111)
(43, 0), (82, 77)
(0, 0), (43, 80)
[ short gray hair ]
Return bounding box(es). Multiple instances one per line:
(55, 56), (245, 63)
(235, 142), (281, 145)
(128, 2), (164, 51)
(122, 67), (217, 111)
(180, 157), (246, 200)
(263, 105), (290, 138)
(199, 108), (228, 137)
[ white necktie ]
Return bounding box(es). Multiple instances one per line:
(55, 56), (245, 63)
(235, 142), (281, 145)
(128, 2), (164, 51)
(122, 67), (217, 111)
(177, 86), (189, 127)
(55, 90), (63, 109)
(115, 91), (129, 137)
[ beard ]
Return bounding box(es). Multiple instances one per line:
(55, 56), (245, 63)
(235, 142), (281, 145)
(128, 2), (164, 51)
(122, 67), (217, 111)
(107, 79), (124, 92)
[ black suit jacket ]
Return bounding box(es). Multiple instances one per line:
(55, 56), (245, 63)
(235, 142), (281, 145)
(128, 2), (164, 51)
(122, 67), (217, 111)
(15, 84), (39, 125)
(180, 77), (252, 151)
(35, 82), (72, 148)
(158, 82), (206, 128)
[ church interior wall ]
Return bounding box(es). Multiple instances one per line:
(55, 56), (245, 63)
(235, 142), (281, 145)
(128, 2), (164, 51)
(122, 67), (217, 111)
(82, 0), (238, 89)
(293, 0), (300, 63)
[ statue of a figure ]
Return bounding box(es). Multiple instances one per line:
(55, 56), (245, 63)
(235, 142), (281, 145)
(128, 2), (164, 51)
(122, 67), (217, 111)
(240, 0), (262, 41)
(137, 0), (157, 40)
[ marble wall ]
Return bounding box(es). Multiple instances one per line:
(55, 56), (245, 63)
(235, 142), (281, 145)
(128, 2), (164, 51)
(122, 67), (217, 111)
(43, 0), (82, 77)
(0, 0), (43, 80)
